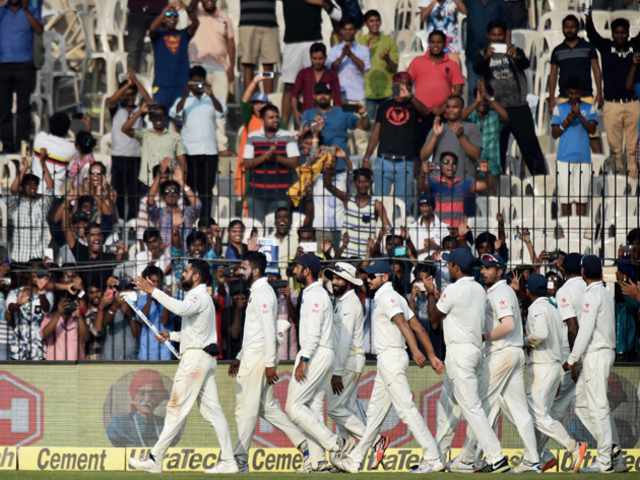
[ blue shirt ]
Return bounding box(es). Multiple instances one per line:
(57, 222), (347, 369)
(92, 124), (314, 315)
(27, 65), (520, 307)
(300, 107), (359, 171)
(0, 3), (41, 64)
(135, 294), (175, 360)
(169, 92), (228, 155)
(551, 101), (597, 164)
(326, 41), (371, 101)
(152, 28), (190, 88)
(462, 0), (510, 59)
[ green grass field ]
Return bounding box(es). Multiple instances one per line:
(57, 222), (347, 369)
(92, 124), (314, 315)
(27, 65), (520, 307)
(3, 474), (640, 480)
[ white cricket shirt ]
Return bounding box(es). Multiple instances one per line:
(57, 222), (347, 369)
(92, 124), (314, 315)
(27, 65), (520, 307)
(556, 276), (587, 361)
(153, 284), (217, 354)
(437, 275), (486, 349)
(525, 297), (563, 365)
(298, 280), (334, 359)
(236, 277), (278, 367)
(567, 281), (616, 365)
(372, 281), (414, 354)
(332, 289), (365, 376)
(483, 279), (524, 355)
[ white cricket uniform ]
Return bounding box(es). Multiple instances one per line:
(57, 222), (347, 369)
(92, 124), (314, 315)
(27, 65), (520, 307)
(326, 289), (367, 441)
(568, 281), (617, 467)
(434, 276), (504, 465)
(233, 277), (306, 464)
(457, 280), (539, 465)
(285, 280), (338, 467)
(524, 297), (575, 453)
(348, 281), (440, 464)
(149, 285), (234, 462)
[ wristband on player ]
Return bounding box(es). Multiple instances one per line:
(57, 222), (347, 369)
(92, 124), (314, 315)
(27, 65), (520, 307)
(300, 357), (309, 363)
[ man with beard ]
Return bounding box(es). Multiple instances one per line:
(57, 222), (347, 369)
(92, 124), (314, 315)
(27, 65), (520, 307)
(229, 252), (309, 473)
(334, 260), (444, 474)
(324, 262), (387, 465)
(442, 254), (540, 473)
(130, 259), (238, 474)
(286, 253), (347, 472)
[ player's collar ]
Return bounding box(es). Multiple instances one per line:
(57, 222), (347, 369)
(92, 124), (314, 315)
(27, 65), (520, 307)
(250, 277), (269, 292)
(486, 279), (507, 294)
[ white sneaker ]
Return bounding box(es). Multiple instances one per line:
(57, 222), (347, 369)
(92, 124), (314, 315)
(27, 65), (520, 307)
(569, 441), (588, 473)
(205, 460), (240, 474)
(339, 457), (361, 474)
(613, 445), (630, 473)
(296, 440), (312, 473)
(329, 437), (348, 470)
(510, 461), (541, 473)
(410, 458), (445, 473)
(128, 456), (162, 474)
(579, 462), (614, 473)
(445, 456), (475, 473)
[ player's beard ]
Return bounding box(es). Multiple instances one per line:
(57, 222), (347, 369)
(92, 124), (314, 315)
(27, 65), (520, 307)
(242, 270), (254, 286)
(181, 277), (193, 291)
(333, 282), (348, 297)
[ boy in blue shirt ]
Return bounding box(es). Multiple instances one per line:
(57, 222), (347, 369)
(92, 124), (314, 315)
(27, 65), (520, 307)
(148, 0), (200, 113)
(551, 77), (598, 217)
(136, 266), (174, 360)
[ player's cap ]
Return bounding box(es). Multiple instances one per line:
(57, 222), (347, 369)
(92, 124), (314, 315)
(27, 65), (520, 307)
(361, 260), (393, 275)
(314, 82), (331, 94)
(292, 252), (322, 274)
(418, 193), (430, 205)
(392, 71), (412, 84)
(563, 252), (582, 273)
(250, 92), (269, 103)
(581, 254), (602, 276)
(525, 273), (547, 296)
(478, 253), (506, 270)
(442, 248), (474, 270)
(325, 262), (363, 286)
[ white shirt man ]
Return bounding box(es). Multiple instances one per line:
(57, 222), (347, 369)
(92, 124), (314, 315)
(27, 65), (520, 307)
(450, 254), (539, 473)
(524, 274), (586, 474)
(324, 263), (368, 451)
(128, 260), (237, 474)
(426, 248), (509, 473)
(32, 130), (77, 195)
(565, 255), (618, 473)
(407, 199), (447, 261)
(337, 260), (444, 474)
(285, 253), (344, 472)
(231, 254), (307, 472)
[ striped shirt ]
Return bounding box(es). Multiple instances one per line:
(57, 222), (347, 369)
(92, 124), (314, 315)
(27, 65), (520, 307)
(425, 175), (476, 227)
(344, 196), (377, 258)
(239, 0), (277, 28)
(243, 128), (299, 202)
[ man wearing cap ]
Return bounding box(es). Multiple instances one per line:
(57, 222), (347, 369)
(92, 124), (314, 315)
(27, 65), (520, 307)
(447, 254), (540, 473)
(336, 260), (445, 474)
(537, 252), (585, 471)
(523, 273), (587, 474)
(325, 262), (387, 467)
(564, 255), (619, 473)
(286, 253), (348, 472)
(425, 248), (510, 473)
(363, 72), (430, 213)
(230, 252), (309, 473)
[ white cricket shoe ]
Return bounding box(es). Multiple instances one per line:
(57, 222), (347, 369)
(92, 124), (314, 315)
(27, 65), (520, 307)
(128, 455), (162, 474)
(339, 457), (362, 474)
(569, 441), (588, 473)
(329, 437), (348, 471)
(579, 462), (614, 473)
(510, 461), (541, 473)
(205, 460), (240, 474)
(410, 458), (445, 473)
(613, 445), (630, 473)
(445, 456), (475, 473)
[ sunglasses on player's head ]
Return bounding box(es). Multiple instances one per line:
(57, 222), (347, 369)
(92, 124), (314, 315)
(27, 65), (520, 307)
(165, 11), (179, 17)
(481, 254), (498, 263)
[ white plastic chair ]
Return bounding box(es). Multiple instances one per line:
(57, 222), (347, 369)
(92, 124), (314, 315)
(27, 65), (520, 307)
(395, 30), (422, 55)
(611, 10), (640, 26)
(603, 175), (638, 196)
(591, 11), (611, 31)
(40, 31), (80, 112)
(398, 52), (422, 72)
(537, 11), (573, 31)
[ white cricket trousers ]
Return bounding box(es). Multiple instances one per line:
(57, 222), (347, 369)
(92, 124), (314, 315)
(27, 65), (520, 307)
(458, 347), (539, 464)
(435, 344), (504, 465)
(537, 366), (577, 459)
(326, 368), (367, 440)
(234, 352), (307, 463)
(526, 362), (574, 453)
(349, 348), (439, 464)
(152, 349), (233, 461)
(286, 347), (338, 467)
(575, 349), (616, 466)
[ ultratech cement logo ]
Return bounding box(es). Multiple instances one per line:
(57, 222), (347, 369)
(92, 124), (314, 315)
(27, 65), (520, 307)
(19, 447), (125, 471)
(0, 447), (16, 470)
(127, 448), (221, 472)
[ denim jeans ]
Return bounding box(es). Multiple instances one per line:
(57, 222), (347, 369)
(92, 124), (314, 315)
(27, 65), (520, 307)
(373, 156), (415, 212)
(465, 57), (482, 106)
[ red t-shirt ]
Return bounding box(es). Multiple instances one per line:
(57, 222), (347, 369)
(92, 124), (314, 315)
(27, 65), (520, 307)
(408, 52), (464, 110)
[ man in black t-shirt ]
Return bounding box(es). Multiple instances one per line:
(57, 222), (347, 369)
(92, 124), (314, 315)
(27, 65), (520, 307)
(363, 72), (430, 212)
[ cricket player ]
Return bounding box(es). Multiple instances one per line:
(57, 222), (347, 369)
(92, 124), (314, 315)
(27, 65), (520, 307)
(229, 252), (309, 472)
(324, 262), (388, 466)
(335, 260), (445, 474)
(285, 253), (346, 472)
(447, 254), (540, 473)
(129, 259), (237, 474)
(537, 253), (585, 471)
(523, 274), (587, 474)
(426, 249), (510, 473)
(564, 255), (619, 473)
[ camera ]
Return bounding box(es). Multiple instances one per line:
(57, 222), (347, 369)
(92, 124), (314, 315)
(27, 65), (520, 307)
(104, 245), (119, 254)
(548, 251), (559, 261)
(622, 245), (634, 253)
(191, 81), (205, 91)
(269, 280), (288, 292)
(64, 301), (77, 315)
